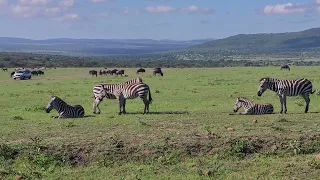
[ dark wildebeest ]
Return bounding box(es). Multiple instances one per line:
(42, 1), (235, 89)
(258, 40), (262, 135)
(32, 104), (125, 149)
(116, 70), (125, 76)
(89, 70), (98, 77)
(31, 71), (38, 76)
(10, 71), (15, 77)
(136, 68), (146, 74)
(153, 68), (163, 76)
(281, 65), (290, 71)
(37, 70), (44, 75)
(2, 68), (8, 72)
(110, 69), (118, 75)
(99, 70), (107, 76)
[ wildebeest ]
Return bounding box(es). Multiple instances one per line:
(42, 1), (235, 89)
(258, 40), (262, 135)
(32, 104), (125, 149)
(136, 68), (146, 74)
(31, 71), (38, 76)
(153, 68), (163, 76)
(37, 70), (44, 75)
(281, 65), (290, 71)
(10, 71), (15, 77)
(89, 70), (98, 77)
(110, 69), (118, 75)
(2, 68), (8, 72)
(116, 70), (125, 76)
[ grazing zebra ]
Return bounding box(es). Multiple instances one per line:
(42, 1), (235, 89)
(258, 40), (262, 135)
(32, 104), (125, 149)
(102, 83), (153, 115)
(281, 65), (290, 71)
(233, 97), (273, 115)
(45, 96), (85, 118)
(257, 77), (315, 114)
(93, 77), (143, 114)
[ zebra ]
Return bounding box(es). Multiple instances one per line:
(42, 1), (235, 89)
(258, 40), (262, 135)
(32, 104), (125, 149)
(257, 77), (315, 114)
(233, 97), (273, 115)
(45, 96), (85, 118)
(93, 77), (143, 114)
(102, 82), (153, 115)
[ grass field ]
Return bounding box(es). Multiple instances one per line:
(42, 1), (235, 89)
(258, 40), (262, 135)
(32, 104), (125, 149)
(0, 67), (320, 180)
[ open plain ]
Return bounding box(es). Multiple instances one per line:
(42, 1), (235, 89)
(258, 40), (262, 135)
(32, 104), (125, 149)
(0, 67), (320, 179)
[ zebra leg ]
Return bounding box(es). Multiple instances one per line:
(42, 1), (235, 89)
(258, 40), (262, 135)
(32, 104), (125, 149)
(118, 97), (124, 115)
(122, 99), (127, 114)
(283, 95), (287, 114)
(142, 98), (149, 114)
(302, 95), (310, 113)
(93, 98), (102, 114)
(279, 95), (284, 114)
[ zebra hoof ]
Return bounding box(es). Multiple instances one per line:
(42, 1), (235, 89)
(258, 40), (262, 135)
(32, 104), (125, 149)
(118, 112), (122, 115)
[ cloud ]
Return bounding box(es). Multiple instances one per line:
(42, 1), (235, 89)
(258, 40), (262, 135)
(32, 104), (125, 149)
(0, 0), (8, 6)
(19, 0), (52, 6)
(4, 0), (75, 19)
(263, 3), (305, 14)
(145, 5), (214, 14)
(53, 13), (79, 21)
(182, 5), (214, 14)
(263, 1), (320, 15)
(145, 6), (177, 13)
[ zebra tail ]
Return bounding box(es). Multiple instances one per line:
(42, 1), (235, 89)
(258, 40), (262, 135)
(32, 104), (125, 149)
(149, 90), (153, 104)
(311, 90), (316, 94)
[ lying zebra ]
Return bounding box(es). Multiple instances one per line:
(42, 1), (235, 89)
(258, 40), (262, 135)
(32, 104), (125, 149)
(101, 82), (153, 115)
(233, 97), (274, 115)
(45, 96), (85, 118)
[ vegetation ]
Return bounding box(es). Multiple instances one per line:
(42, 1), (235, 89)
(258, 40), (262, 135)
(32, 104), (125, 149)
(1, 52), (320, 68)
(0, 67), (319, 179)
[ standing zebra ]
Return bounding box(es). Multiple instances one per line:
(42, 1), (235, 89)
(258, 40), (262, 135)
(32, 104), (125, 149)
(45, 96), (85, 118)
(233, 97), (273, 115)
(102, 83), (153, 115)
(93, 77), (143, 114)
(257, 77), (315, 114)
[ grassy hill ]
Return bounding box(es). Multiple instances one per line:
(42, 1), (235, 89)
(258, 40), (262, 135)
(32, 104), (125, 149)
(186, 27), (320, 53)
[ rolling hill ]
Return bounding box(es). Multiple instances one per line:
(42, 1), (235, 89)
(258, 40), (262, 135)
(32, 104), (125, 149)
(186, 27), (320, 53)
(0, 37), (214, 56)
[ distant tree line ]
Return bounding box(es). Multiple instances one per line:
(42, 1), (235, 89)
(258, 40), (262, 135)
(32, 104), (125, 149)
(0, 52), (320, 68)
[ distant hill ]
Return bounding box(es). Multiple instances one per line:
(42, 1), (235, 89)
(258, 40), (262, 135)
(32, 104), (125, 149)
(186, 27), (320, 53)
(0, 37), (214, 56)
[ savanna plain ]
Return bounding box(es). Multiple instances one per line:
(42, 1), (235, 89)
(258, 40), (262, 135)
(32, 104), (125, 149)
(0, 67), (320, 180)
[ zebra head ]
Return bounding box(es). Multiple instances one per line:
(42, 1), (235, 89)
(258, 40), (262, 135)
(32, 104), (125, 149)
(257, 78), (269, 96)
(45, 96), (58, 113)
(234, 97), (244, 112)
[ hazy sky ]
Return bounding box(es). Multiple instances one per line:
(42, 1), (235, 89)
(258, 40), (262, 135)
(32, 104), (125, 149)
(0, 0), (319, 40)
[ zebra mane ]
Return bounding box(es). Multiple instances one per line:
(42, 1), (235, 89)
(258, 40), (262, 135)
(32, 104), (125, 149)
(237, 97), (250, 101)
(51, 96), (68, 105)
(259, 77), (270, 82)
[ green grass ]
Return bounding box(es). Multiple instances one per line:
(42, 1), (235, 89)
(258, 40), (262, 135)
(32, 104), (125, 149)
(0, 67), (320, 180)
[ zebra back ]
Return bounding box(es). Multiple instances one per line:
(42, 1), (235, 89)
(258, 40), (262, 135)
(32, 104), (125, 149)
(93, 77), (143, 100)
(258, 77), (314, 96)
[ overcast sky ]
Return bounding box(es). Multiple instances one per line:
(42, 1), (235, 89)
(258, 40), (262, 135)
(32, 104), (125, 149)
(0, 0), (319, 40)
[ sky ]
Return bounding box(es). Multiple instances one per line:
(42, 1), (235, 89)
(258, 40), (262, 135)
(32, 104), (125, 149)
(0, 0), (320, 40)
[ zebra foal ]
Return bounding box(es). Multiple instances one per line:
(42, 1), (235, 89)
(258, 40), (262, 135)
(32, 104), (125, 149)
(45, 96), (85, 118)
(93, 77), (143, 114)
(233, 97), (273, 115)
(257, 77), (315, 114)
(102, 83), (153, 115)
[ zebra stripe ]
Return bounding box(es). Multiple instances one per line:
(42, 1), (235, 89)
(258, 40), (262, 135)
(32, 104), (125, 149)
(45, 96), (85, 118)
(102, 83), (153, 115)
(257, 77), (315, 113)
(234, 97), (273, 115)
(93, 77), (143, 114)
